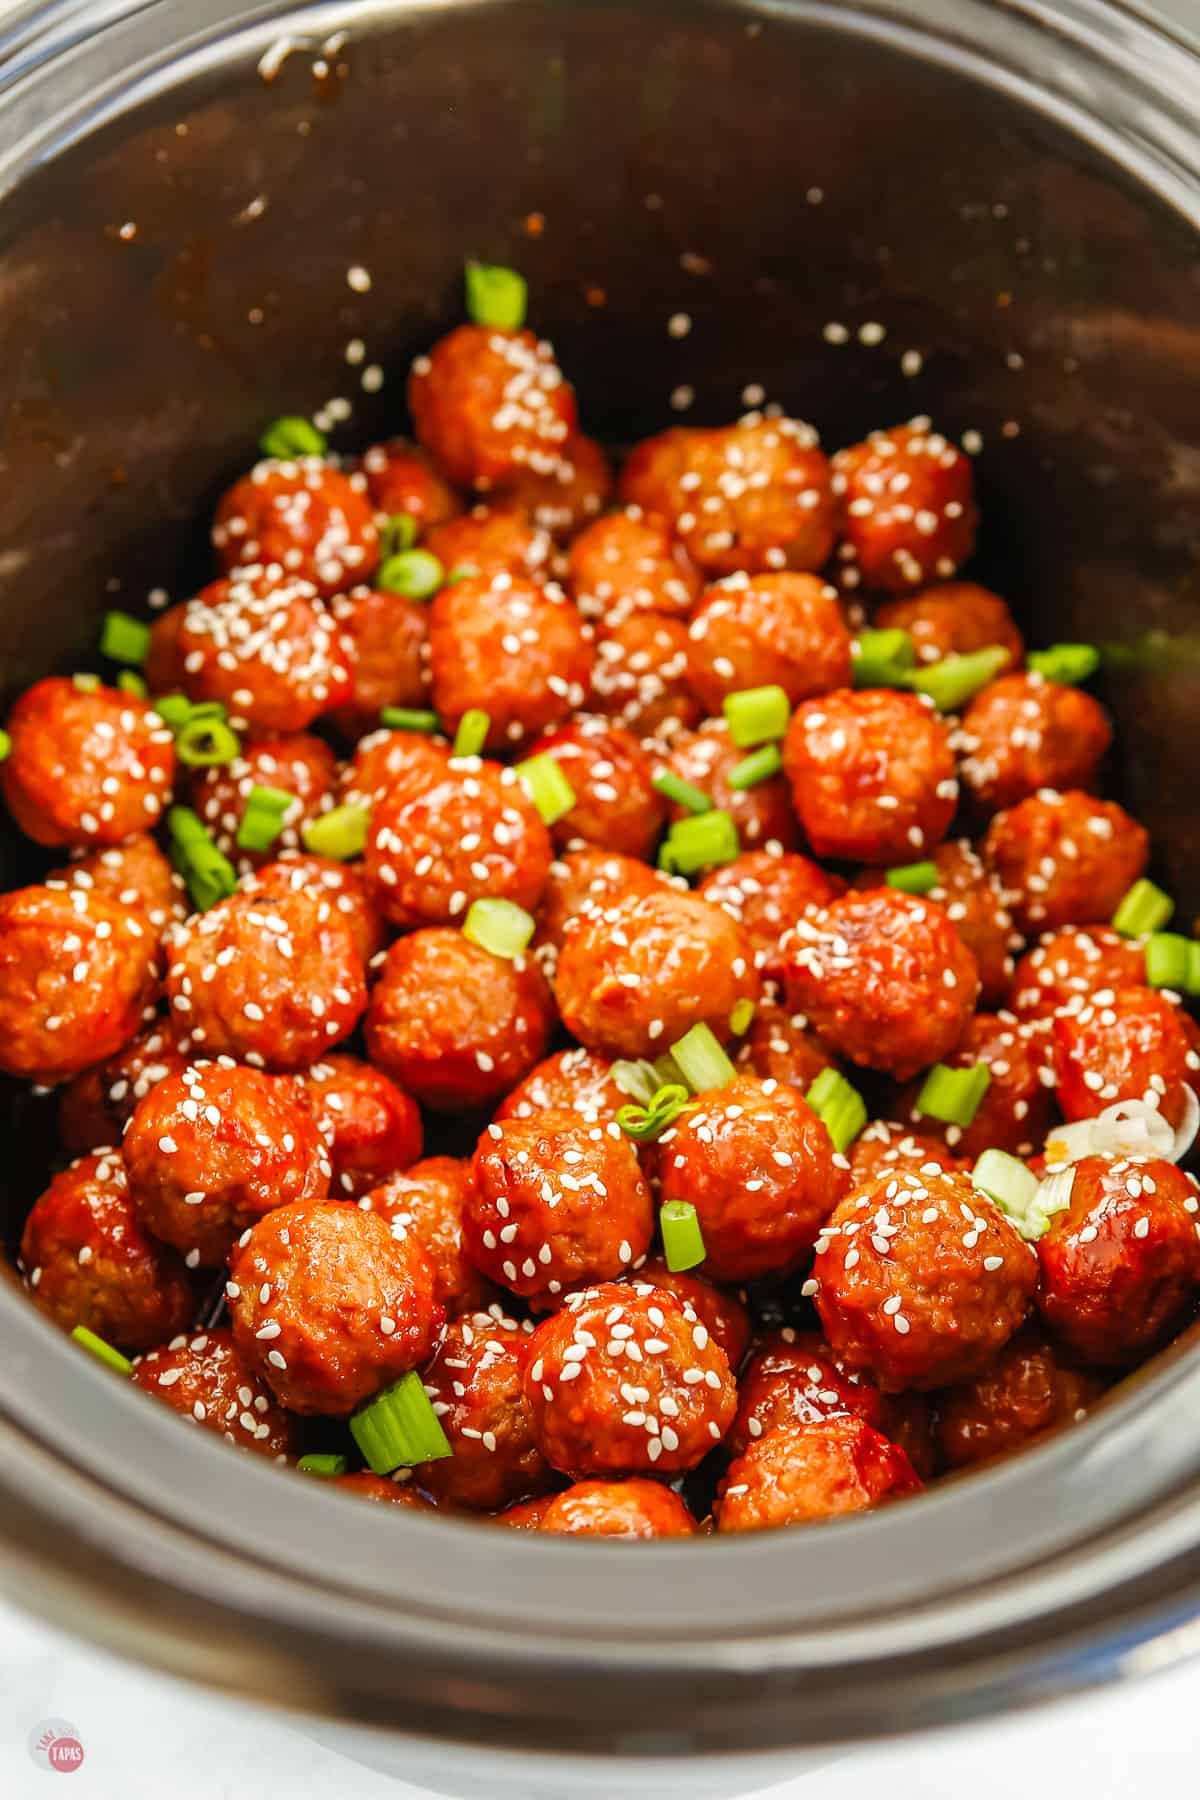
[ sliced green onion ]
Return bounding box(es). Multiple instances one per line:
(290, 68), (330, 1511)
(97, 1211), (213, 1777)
(301, 803), (370, 861)
(152, 692), (193, 731)
(916, 1061), (991, 1128)
(617, 1083), (694, 1144)
(723, 684), (791, 748)
(100, 610), (151, 666)
(671, 1022), (736, 1093)
(852, 628), (915, 688)
(380, 706), (440, 734)
(660, 1198), (706, 1272)
(907, 646), (1009, 711)
(1145, 932), (1193, 992)
(259, 415), (327, 460)
(1190, 943), (1200, 998)
(380, 511), (419, 557)
(0, 730), (10, 763)
(117, 670), (149, 698)
(514, 752), (577, 825)
(463, 896), (535, 958)
(971, 1149), (1040, 1225)
(465, 260), (528, 331)
(175, 714), (241, 768)
(377, 548), (444, 600)
(235, 784), (294, 852)
(653, 1051), (689, 1091)
(72, 672), (101, 692)
(168, 806), (238, 912)
(885, 860), (938, 895)
(446, 564), (479, 585)
(728, 745), (783, 790)
(1112, 878), (1173, 938)
(71, 1325), (132, 1375)
(350, 1369), (453, 1472)
(658, 809), (739, 875)
(453, 709), (491, 758)
(729, 998), (756, 1035)
(611, 1059), (661, 1106)
(1026, 644), (1100, 686)
(804, 1066), (867, 1153)
(297, 1452), (349, 1477)
(652, 770), (711, 814)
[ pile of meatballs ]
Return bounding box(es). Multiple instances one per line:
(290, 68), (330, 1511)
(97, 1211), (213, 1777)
(2, 282), (1197, 1541)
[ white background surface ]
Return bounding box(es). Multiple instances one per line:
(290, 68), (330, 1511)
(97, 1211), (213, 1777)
(0, 1588), (1197, 1799)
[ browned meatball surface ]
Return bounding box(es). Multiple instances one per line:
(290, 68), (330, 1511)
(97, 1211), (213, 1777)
(831, 421), (977, 592)
(734, 997), (837, 1095)
(424, 504), (555, 583)
(428, 572), (592, 752)
(895, 1012), (1055, 1161)
(728, 1329), (886, 1458)
(328, 586), (431, 739)
(938, 1331), (1104, 1469)
(132, 1326), (296, 1458)
(1010, 924), (1149, 1021)
(47, 835), (186, 942)
(874, 582), (1023, 669)
(492, 432), (611, 537)
(659, 720), (799, 853)
(846, 1121), (966, 1185)
(700, 851), (843, 983)
(58, 1019), (187, 1155)
(717, 1416), (921, 1531)
(525, 716), (665, 859)
(409, 324), (577, 490)
(360, 1157), (492, 1317)
(238, 854), (388, 968)
(188, 733), (338, 874)
(539, 1479), (697, 1538)
(298, 1055), (423, 1199)
(361, 438), (463, 530)
(631, 1257), (753, 1370)
(3, 678), (175, 849)
(213, 457), (378, 596)
(686, 571), (852, 713)
(591, 610), (703, 740)
(413, 1308), (551, 1510)
(1050, 985), (1200, 1131)
(494, 1046), (629, 1126)
(956, 673), (1112, 814)
(566, 507), (701, 622)
(984, 790), (1149, 936)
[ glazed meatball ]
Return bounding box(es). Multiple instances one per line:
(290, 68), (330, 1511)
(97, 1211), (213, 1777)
(783, 688), (957, 863)
(491, 433), (611, 537)
(533, 848), (665, 963)
(659, 1074), (849, 1281)
(424, 504), (555, 583)
(919, 838), (1019, 1008)
(338, 725), (451, 812)
(495, 1493), (559, 1529)
(298, 1055), (423, 1198)
(365, 757), (552, 929)
(2, 677), (175, 848)
(329, 587), (431, 738)
(727, 1329), (885, 1458)
(188, 734), (338, 873)
(238, 854), (387, 967)
(58, 1019), (187, 1155)
(659, 720), (799, 852)
(131, 1326), (295, 1459)
(166, 887), (367, 1070)
(334, 1472), (435, 1507)
(525, 717), (665, 859)
(734, 1000), (836, 1093)
(46, 835), (186, 941)
(366, 928), (555, 1111)
(227, 1199), (444, 1415)
(409, 324), (577, 489)
(0, 884), (158, 1084)
(1050, 985), (1200, 1131)
(540, 1480), (697, 1538)
(896, 1012), (1056, 1161)
(983, 790), (1149, 935)
(874, 582), (1024, 669)
(783, 888), (979, 1080)
(360, 1157), (492, 1317)
(495, 1046), (629, 1125)
(717, 1416), (921, 1532)
(700, 851), (843, 982)
(938, 1331), (1104, 1469)
(566, 507), (701, 623)
(523, 1281), (736, 1477)
(212, 457), (378, 597)
(590, 610), (703, 740)
(21, 1149), (194, 1352)
(555, 886), (760, 1060)
(427, 572), (593, 751)
(956, 673), (1112, 814)
(467, 1111), (654, 1307)
(831, 420), (977, 592)
(1010, 924), (1149, 1021)
(846, 1120), (965, 1185)
(123, 1061), (330, 1267)
(686, 572), (852, 712)
(361, 438), (463, 529)
(1036, 1155), (1200, 1367)
(413, 1309), (551, 1509)
(811, 1168), (1037, 1391)
(631, 1256), (753, 1369)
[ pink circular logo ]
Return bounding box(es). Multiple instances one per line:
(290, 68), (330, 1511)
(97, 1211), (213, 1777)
(28, 1720), (85, 1775)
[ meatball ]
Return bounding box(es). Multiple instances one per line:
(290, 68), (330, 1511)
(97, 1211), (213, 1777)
(525, 717), (665, 859)
(523, 1281), (736, 1477)
(874, 582), (1024, 669)
(227, 1199), (444, 1415)
(2, 677), (175, 848)
(0, 884), (158, 1084)
(811, 1168), (1037, 1390)
(46, 835), (186, 940)
(590, 610), (703, 740)
(298, 1055), (423, 1198)
(686, 572), (852, 712)
(783, 688), (957, 863)
(896, 1012), (1056, 1160)
(533, 849), (665, 962)
(831, 420), (978, 592)
(1050, 984), (1200, 1131)
(238, 854), (387, 968)
(494, 1493), (559, 1529)
(491, 433), (611, 537)
(658, 1074), (849, 1281)
(1010, 924), (1149, 1021)
(339, 725), (451, 812)
(956, 673), (1112, 814)
(734, 997), (837, 1093)
(334, 1472), (434, 1507)
(409, 324), (577, 489)
(413, 1309), (551, 1509)
(555, 886), (760, 1060)
(58, 1018), (187, 1155)
(1036, 1155), (1200, 1367)
(123, 1061), (330, 1267)
(365, 758), (552, 929)
(727, 1329), (885, 1458)
(361, 438), (463, 529)
(717, 1416), (921, 1532)
(212, 457), (378, 597)
(359, 1157), (492, 1317)
(631, 1256), (753, 1369)
(467, 1111), (654, 1307)
(188, 734), (338, 873)
(329, 587), (430, 739)
(846, 1120), (965, 1185)
(366, 928), (555, 1111)
(919, 838), (1019, 1008)
(424, 504), (555, 583)
(659, 720), (799, 852)
(166, 887), (367, 1070)
(983, 790), (1149, 935)
(21, 1149), (194, 1352)
(540, 1480), (697, 1537)
(427, 572), (593, 751)
(495, 1046), (629, 1125)
(699, 851), (843, 982)
(783, 888), (979, 1080)
(131, 1326), (295, 1459)
(566, 507), (701, 623)
(938, 1331), (1104, 1469)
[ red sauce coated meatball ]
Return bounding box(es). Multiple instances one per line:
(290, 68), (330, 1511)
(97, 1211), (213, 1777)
(131, 1326), (295, 1459)
(334, 1472), (434, 1507)
(491, 433), (611, 538)
(591, 610), (703, 740)
(938, 1330), (1104, 1468)
(21, 1149), (194, 1351)
(686, 572), (852, 712)
(338, 726), (451, 812)
(298, 1055), (423, 1199)
(728, 1329), (885, 1458)
(566, 507), (701, 623)
(212, 457), (378, 596)
(659, 720), (799, 853)
(428, 572), (592, 752)
(700, 851), (842, 982)
(897, 1012), (1056, 1161)
(539, 1479), (697, 1537)
(413, 1309), (551, 1510)
(831, 421), (977, 592)
(717, 1416), (921, 1531)
(409, 324), (577, 489)
(1010, 925), (1148, 1022)
(812, 1168), (1036, 1390)
(495, 1046), (629, 1125)
(733, 997), (837, 1094)
(237, 855), (387, 968)
(631, 1256), (753, 1369)
(329, 587), (431, 739)
(524, 1280), (736, 1477)
(1050, 985), (1200, 1131)
(46, 836), (186, 942)
(983, 790), (1149, 935)
(526, 716), (665, 859)
(58, 1018), (187, 1155)
(361, 438), (463, 529)
(494, 1493), (559, 1529)
(874, 582), (1023, 669)
(846, 1120), (966, 1185)
(3, 677), (175, 848)
(360, 1157), (492, 1317)
(188, 733), (338, 873)
(921, 838), (1019, 1008)
(532, 848), (665, 963)
(227, 1199), (444, 1415)
(424, 504), (555, 583)
(956, 673), (1112, 814)
(783, 688), (957, 863)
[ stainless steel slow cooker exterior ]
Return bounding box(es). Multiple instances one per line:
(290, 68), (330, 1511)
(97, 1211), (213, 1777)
(3, 0), (1200, 1789)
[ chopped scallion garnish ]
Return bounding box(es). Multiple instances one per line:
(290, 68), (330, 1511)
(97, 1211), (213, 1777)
(660, 1199), (706, 1272)
(259, 415), (327, 459)
(235, 784), (294, 852)
(0, 730), (10, 764)
(168, 806), (238, 912)
(729, 998), (756, 1035)
(723, 684), (791, 748)
(617, 1083), (694, 1143)
(804, 1066), (867, 1152)
(611, 1059), (661, 1106)
(377, 548), (444, 600)
(971, 1148), (1040, 1222)
(380, 512), (419, 557)
(117, 670), (149, 699)
(885, 860), (938, 895)
(175, 715), (241, 768)
(100, 610), (151, 667)
(727, 745), (783, 790)
(907, 646), (1009, 711)
(297, 1453), (349, 1478)
(652, 770), (711, 815)
(462, 897), (535, 959)
(1112, 877), (1173, 938)
(514, 752), (576, 825)
(1026, 643), (1100, 686)
(380, 706), (440, 734)
(72, 673), (101, 692)
(658, 809), (739, 876)
(453, 709), (491, 758)
(301, 803), (370, 861)
(671, 1022), (736, 1093)
(464, 260), (528, 331)
(915, 1061), (991, 1128)
(350, 1369), (453, 1472)
(71, 1325), (133, 1375)
(852, 628), (915, 688)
